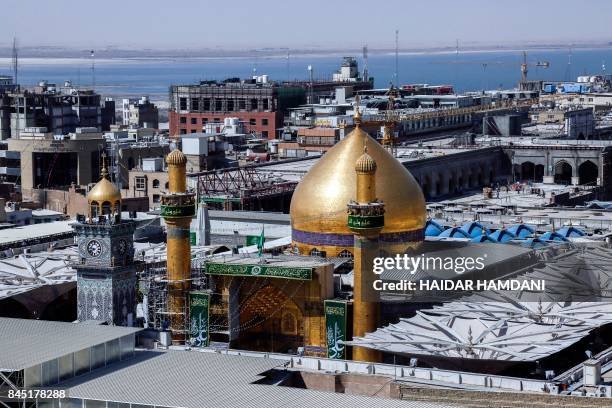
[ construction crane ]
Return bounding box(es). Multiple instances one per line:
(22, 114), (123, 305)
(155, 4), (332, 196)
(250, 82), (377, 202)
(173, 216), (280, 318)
(432, 51), (549, 85)
(521, 50), (550, 82)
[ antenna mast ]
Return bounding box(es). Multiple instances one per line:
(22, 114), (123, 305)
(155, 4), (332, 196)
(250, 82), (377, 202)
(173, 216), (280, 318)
(394, 30), (399, 87)
(90, 50), (95, 90)
(362, 45), (369, 81)
(12, 37), (18, 88)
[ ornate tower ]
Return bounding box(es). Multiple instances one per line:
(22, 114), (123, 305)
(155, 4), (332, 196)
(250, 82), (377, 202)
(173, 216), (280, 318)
(347, 110), (384, 362)
(73, 154), (137, 326)
(161, 149), (195, 343)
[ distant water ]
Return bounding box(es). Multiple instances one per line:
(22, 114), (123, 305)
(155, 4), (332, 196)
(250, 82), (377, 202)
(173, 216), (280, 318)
(4, 48), (612, 102)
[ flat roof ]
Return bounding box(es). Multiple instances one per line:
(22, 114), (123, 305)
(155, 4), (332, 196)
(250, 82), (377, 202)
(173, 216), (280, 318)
(0, 318), (141, 371)
(0, 220), (74, 246)
(57, 350), (454, 408)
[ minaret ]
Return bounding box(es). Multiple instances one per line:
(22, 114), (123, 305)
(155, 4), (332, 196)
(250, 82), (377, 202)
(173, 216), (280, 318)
(161, 149), (195, 344)
(347, 108), (383, 362)
(73, 153), (137, 326)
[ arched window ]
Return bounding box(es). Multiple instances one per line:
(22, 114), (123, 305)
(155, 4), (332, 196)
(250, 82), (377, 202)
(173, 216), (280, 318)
(101, 201), (112, 216)
(90, 201), (99, 218)
(310, 248), (322, 257)
(152, 179), (160, 188)
(338, 250), (353, 259)
(281, 311), (297, 335)
(165, 182), (169, 190)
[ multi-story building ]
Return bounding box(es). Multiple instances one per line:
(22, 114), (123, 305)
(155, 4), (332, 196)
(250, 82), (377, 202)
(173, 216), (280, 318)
(121, 96), (159, 129)
(169, 57), (375, 140)
(7, 127), (106, 192)
(6, 81), (114, 138)
(169, 79), (305, 139)
(121, 157), (168, 210)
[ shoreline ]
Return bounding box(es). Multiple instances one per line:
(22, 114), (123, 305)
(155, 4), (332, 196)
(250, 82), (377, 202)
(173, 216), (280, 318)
(1, 43), (611, 63)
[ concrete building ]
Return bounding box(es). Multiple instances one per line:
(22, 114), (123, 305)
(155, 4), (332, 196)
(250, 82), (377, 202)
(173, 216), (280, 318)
(121, 157), (169, 210)
(122, 96), (159, 129)
(530, 107), (594, 139)
(7, 128), (106, 191)
(169, 79), (305, 139)
(181, 132), (227, 172)
(7, 82), (114, 137)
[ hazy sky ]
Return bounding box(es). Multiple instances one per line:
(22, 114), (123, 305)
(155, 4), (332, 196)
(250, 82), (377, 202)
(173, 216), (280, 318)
(3, 0), (612, 49)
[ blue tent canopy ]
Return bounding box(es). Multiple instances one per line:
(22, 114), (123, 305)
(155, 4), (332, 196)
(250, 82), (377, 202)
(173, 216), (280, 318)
(540, 231), (568, 242)
(556, 226), (586, 238)
(507, 224), (535, 239)
(470, 235), (496, 243)
(438, 227), (470, 238)
(460, 221), (489, 238)
(425, 219), (445, 237)
(521, 238), (548, 248)
(489, 229), (516, 243)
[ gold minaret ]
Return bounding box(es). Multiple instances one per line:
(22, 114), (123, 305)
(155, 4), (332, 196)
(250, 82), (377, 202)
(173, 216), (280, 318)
(161, 149), (195, 344)
(347, 107), (383, 362)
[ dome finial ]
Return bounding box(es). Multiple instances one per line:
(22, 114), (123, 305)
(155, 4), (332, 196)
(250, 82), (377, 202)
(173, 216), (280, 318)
(100, 151), (109, 179)
(354, 95), (362, 127)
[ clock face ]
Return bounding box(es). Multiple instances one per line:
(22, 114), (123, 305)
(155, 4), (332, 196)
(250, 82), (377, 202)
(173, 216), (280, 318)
(117, 239), (128, 255)
(86, 240), (102, 257)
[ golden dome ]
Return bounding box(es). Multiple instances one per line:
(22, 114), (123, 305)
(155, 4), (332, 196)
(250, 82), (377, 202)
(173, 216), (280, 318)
(87, 156), (121, 204)
(290, 124), (426, 254)
(167, 149), (187, 166)
(355, 146), (377, 174)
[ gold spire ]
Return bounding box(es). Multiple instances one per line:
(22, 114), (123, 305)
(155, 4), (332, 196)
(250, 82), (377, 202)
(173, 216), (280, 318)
(100, 151), (109, 179)
(354, 95), (362, 127)
(87, 151), (122, 217)
(355, 143), (377, 174)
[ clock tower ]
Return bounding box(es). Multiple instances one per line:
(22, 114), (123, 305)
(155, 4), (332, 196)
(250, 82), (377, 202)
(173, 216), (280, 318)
(72, 154), (139, 326)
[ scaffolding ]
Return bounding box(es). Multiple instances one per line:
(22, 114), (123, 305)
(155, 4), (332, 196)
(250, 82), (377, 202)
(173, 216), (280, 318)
(139, 262), (208, 337)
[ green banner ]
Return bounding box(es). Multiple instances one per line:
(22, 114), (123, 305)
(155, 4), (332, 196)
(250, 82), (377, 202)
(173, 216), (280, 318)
(189, 292), (210, 348)
(160, 204), (195, 218)
(348, 214), (384, 230)
(324, 300), (347, 359)
(245, 235), (259, 246)
(190, 231), (197, 246)
(205, 262), (312, 280)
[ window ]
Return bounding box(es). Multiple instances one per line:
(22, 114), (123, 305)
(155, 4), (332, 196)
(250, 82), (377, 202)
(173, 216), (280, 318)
(135, 177), (146, 191)
(263, 98), (269, 110)
(338, 250), (353, 258)
(179, 98), (187, 110)
(179, 116), (187, 124)
(261, 118), (269, 126)
(165, 182), (169, 189)
(202, 117), (208, 124)
(249, 118), (257, 126)
(213, 118), (220, 123)
(310, 248), (323, 257)
(227, 100), (234, 111)
(203, 98), (211, 111)
(180, 129), (187, 135)
(152, 179), (160, 188)
(250, 98), (258, 110)
(191, 129), (197, 133)
(239, 99), (246, 110)
(262, 131), (268, 138)
(152, 194), (160, 203)
(215, 99), (223, 111)
(191, 98), (199, 111)
(191, 117), (197, 125)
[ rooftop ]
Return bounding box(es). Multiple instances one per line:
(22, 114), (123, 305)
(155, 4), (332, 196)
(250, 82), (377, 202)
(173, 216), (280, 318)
(0, 318), (141, 371)
(56, 349), (454, 408)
